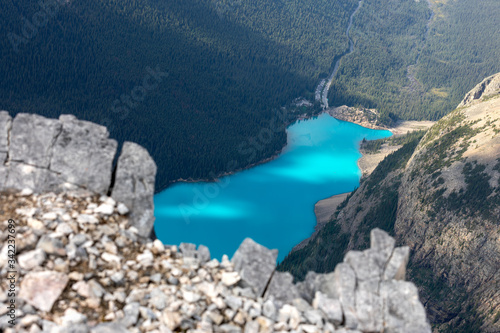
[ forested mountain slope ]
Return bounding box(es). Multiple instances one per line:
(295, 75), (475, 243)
(0, 0), (356, 191)
(280, 73), (500, 332)
(2, 0), (499, 191)
(329, 0), (500, 122)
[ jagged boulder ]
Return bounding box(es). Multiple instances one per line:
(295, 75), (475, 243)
(231, 238), (278, 297)
(111, 141), (157, 238)
(50, 115), (117, 194)
(458, 72), (500, 107)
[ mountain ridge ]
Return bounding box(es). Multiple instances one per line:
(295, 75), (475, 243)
(280, 72), (500, 332)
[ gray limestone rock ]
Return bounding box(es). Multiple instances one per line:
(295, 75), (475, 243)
(355, 289), (383, 332)
(264, 271), (301, 306)
(179, 243), (197, 257)
(0, 111), (11, 154)
(344, 250), (381, 284)
(231, 238), (278, 297)
(50, 115), (117, 194)
(380, 280), (431, 333)
(9, 113), (61, 168)
(121, 302), (140, 327)
(4, 161), (53, 192)
(296, 271), (321, 303)
(320, 263), (358, 330)
(111, 141), (157, 237)
(369, 228), (395, 270)
(197, 244), (211, 263)
(312, 291), (342, 325)
(383, 246), (410, 281)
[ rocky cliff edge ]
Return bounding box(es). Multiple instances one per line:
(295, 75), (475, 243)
(0, 112), (156, 237)
(0, 189), (431, 332)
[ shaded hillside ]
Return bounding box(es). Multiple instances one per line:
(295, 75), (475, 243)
(0, 0), (357, 191)
(280, 73), (500, 332)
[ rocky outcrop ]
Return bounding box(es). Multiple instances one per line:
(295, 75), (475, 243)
(0, 111), (156, 237)
(111, 142), (157, 237)
(328, 106), (386, 130)
(0, 190), (431, 333)
(458, 73), (500, 107)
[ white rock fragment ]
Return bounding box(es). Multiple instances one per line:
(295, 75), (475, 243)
(77, 214), (99, 224)
(20, 188), (34, 196)
(117, 203), (129, 215)
(95, 203), (114, 215)
(221, 271), (241, 286)
(18, 249), (46, 270)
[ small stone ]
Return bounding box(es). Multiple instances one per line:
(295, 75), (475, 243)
(262, 299), (276, 320)
(110, 271), (125, 284)
(20, 188), (34, 196)
(116, 203), (129, 215)
(20, 314), (39, 327)
(206, 311), (224, 325)
(55, 223), (73, 235)
(95, 203), (114, 215)
(121, 302), (140, 327)
(100, 196), (116, 206)
(152, 239), (165, 253)
(73, 281), (91, 298)
(90, 323), (131, 333)
(220, 324), (242, 333)
(19, 271), (69, 312)
(182, 290), (201, 303)
(224, 308), (236, 320)
(102, 252), (121, 265)
(179, 243), (197, 257)
(88, 280), (106, 298)
(42, 212), (58, 221)
(68, 272), (84, 281)
(61, 308), (87, 326)
(149, 288), (168, 310)
(77, 214), (99, 224)
(168, 276), (179, 285)
(244, 320), (259, 333)
(197, 245), (211, 263)
(150, 273), (162, 284)
(221, 272), (241, 286)
(256, 316), (274, 332)
(137, 250), (154, 267)
(18, 249), (46, 270)
(162, 311), (181, 330)
(27, 218), (45, 230)
(225, 295), (243, 311)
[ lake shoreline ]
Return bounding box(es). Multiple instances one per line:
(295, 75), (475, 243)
(288, 118), (435, 255)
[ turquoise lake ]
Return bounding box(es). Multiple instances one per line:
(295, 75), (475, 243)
(154, 113), (392, 262)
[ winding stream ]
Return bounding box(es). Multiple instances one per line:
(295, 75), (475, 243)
(318, 0), (363, 109)
(406, 0), (435, 90)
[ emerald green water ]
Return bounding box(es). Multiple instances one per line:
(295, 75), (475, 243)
(154, 113), (391, 261)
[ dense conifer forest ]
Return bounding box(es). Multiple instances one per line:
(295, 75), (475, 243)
(1, 0), (499, 190)
(328, 0), (500, 122)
